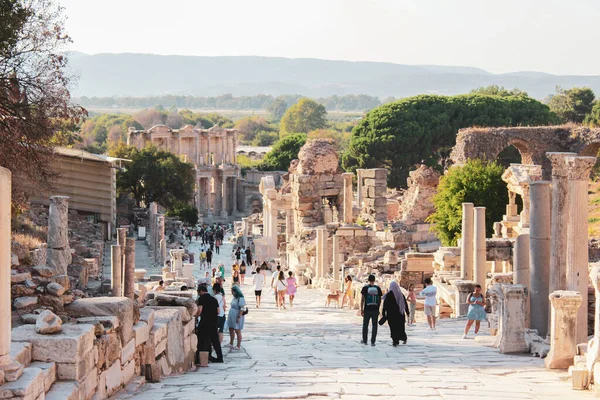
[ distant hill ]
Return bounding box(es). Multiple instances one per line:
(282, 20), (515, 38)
(67, 53), (600, 99)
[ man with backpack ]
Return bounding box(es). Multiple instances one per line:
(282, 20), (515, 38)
(361, 274), (382, 346)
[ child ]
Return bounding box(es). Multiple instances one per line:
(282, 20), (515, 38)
(407, 284), (417, 326)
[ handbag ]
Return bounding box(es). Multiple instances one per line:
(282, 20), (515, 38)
(378, 316), (387, 325)
(243, 306), (249, 316)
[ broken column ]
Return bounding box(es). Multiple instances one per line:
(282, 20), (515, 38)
(356, 169), (364, 209)
(529, 180), (551, 337)
(315, 227), (326, 279)
(269, 206), (278, 259)
(156, 216), (165, 266)
(332, 235), (340, 281)
(473, 206), (487, 286)
(460, 202), (474, 280)
(117, 227), (127, 290)
(111, 245), (122, 297)
(513, 234), (530, 328)
(545, 290), (582, 369)
(342, 172), (354, 224)
(547, 152), (576, 294)
(498, 284), (529, 354)
(566, 156), (596, 344)
(0, 167), (21, 383)
(587, 263), (600, 374)
(46, 196), (72, 289)
(123, 238), (136, 300)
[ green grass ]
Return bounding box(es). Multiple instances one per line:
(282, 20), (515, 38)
(589, 217), (600, 224)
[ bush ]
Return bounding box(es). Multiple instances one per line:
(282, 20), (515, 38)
(166, 203), (199, 226)
(259, 133), (307, 171)
(427, 160), (508, 246)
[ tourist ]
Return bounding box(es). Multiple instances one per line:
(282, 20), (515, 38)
(213, 283), (227, 344)
(226, 285), (247, 350)
(195, 285), (223, 364)
(215, 238), (221, 255)
(271, 264), (282, 304)
(200, 248), (207, 269)
(206, 247), (213, 268)
(245, 247), (253, 266)
(240, 260), (247, 285)
(235, 247), (242, 263)
(407, 284), (417, 326)
(381, 281), (409, 346)
(462, 284), (487, 339)
(253, 266), (265, 308)
(276, 270), (288, 310)
(341, 275), (353, 308)
(360, 274), (382, 346)
(218, 262), (225, 279)
(232, 269), (240, 286)
(420, 278), (438, 330)
(153, 280), (165, 292)
(286, 271), (297, 308)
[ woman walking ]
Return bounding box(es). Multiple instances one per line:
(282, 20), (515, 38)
(226, 285), (247, 350)
(240, 261), (247, 285)
(462, 284), (486, 339)
(232, 269), (240, 286)
(406, 284), (417, 326)
(381, 281), (409, 346)
(286, 271), (297, 307)
(276, 270), (288, 310)
(341, 275), (354, 308)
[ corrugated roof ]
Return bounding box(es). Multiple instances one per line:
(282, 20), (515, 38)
(53, 147), (130, 164)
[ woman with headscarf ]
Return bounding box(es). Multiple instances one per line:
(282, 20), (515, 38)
(226, 285), (247, 350)
(381, 281), (410, 346)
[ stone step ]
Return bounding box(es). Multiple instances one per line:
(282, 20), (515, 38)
(29, 361), (57, 393)
(11, 342), (32, 368)
(0, 367), (45, 400)
(45, 381), (80, 400)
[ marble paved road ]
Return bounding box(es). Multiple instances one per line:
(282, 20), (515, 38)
(124, 240), (592, 400)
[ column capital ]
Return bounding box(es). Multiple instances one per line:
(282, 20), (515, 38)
(549, 290), (582, 308)
(566, 156), (596, 181)
(546, 152), (577, 177)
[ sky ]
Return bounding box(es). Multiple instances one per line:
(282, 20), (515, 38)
(61, 0), (599, 76)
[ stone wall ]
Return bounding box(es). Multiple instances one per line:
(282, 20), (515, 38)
(398, 165), (440, 225)
(358, 168), (387, 225)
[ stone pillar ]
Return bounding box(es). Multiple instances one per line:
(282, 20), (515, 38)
(460, 203), (474, 280)
(221, 177), (229, 217)
(498, 284), (529, 354)
(156, 216), (165, 266)
(123, 238), (136, 300)
(545, 290), (582, 369)
(473, 206), (486, 286)
(342, 172), (354, 224)
(332, 235), (340, 281)
(547, 152), (576, 294)
(159, 240), (167, 268)
(171, 249), (184, 277)
(206, 178), (213, 216)
(269, 207), (278, 258)
(513, 234), (529, 285)
(111, 245), (122, 297)
(215, 175), (223, 216)
(242, 217), (249, 247)
(566, 155), (596, 344)
(587, 264), (600, 373)
(356, 169), (364, 209)
(46, 196), (72, 283)
(232, 178), (238, 213)
(529, 180), (551, 337)
(519, 186), (531, 228)
(454, 280), (476, 317)
(0, 167), (21, 382)
(315, 227), (325, 279)
(285, 212), (293, 242)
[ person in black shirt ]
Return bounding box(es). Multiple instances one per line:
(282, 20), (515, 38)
(206, 248), (213, 268)
(360, 274), (383, 346)
(195, 285), (223, 363)
(245, 248), (253, 266)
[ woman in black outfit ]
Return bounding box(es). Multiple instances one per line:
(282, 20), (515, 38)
(381, 281), (410, 346)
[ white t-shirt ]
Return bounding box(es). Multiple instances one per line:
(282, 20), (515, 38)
(253, 273), (265, 291)
(271, 270), (280, 287)
(420, 285), (438, 307)
(214, 293), (225, 317)
(276, 279), (287, 291)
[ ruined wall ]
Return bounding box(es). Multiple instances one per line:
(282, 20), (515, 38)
(399, 165), (441, 225)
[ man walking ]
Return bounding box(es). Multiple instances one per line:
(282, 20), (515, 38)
(361, 274), (382, 346)
(195, 285), (223, 364)
(420, 277), (438, 330)
(206, 247), (213, 269)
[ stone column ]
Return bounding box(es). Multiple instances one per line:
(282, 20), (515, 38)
(473, 207), (487, 286)
(498, 284), (529, 354)
(285, 212), (293, 242)
(171, 249), (184, 277)
(547, 152), (576, 294)
(342, 172), (354, 224)
(545, 290), (582, 369)
(587, 264), (600, 373)
(156, 216), (165, 266)
(160, 240), (167, 268)
(215, 175), (223, 216)
(566, 155), (596, 344)
(356, 169), (364, 209)
(332, 235), (340, 281)
(315, 227), (325, 279)
(232, 178), (238, 213)
(111, 245), (122, 297)
(206, 178), (213, 216)
(454, 280), (476, 317)
(460, 203), (474, 280)
(529, 180), (551, 337)
(269, 207), (278, 259)
(123, 238), (136, 300)
(46, 196), (72, 286)
(242, 217), (249, 247)
(513, 234), (530, 285)
(0, 167), (21, 383)
(221, 177), (229, 217)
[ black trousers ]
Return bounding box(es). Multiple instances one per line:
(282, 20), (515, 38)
(195, 324), (223, 362)
(362, 310), (379, 344)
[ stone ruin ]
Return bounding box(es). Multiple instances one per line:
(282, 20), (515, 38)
(397, 165), (441, 225)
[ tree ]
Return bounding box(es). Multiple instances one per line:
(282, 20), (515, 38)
(266, 97), (288, 121)
(234, 116), (274, 143)
(584, 102), (600, 127)
(280, 98), (327, 134)
(259, 133), (307, 171)
(427, 160), (508, 246)
(0, 0), (86, 204)
(342, 94), (558, 188)
(165, 202), (198, 226)
(470, 85), (527, 97)
(251, 131), (278, 146)
(548, 86), (596, 123)
(112, 145), (195, 209)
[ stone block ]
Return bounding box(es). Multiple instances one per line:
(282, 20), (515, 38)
(77, 316), (120, 332)
(46, 248), (72, 276)
(45, 381), (79, 400)
(28, 362), (56, 392)
(33, 266), (54, 278)
(121, 339), (136, 365)
(153, 294), (197, 318)
(56, 346), (97, 381)
(10, 342), (32, 368)
(123, 360), (136, 386)
(133, 321), (150, 347)
(354, 230), (367, 237)
(0, 367), (44, 399)
(38, 294), (64, 313)
(11, 324), (95, 364)
(183, 320), (195, 338)
(150, 323), (167, 347)
(99, 360), (122, 398)
(78, 367), (98, 400)
(11, 272), (32, 284)
(14, 296), (38, 309)
(155, 338), (167, 356)
(45, 282), (65, 297)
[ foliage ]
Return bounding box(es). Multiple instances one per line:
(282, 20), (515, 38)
(585, 102), (600, 126)
(427, 160), (508, 246)
(165, 202), (198, 226)
(251, 130), (278, 146)
(234, 116), (275, 144)
(548, 86), (596, 123)
(111, 145), (195, 209)
(78, 113), (142, 154)
(280, 98), (327, 134)
(266, 97), (288, 120)
(342, 94), (559, 188)
(307, 129), (350, 150)
(470, 85), (527, 97)
(178, 110), (234, 129)
(259, 134), (307, 171)
(0, 0), (87, 205)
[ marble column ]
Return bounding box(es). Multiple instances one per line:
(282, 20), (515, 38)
(529, 180), (551, 337)
(587, 264), (600, 374)
(519, 186), (531, 228)
(232, 178), (238, 213)
(117, 228), (127, 290)
(0, 167), (21, 383)
(356, 169), (364, 209)
(315, 227), (326, 279)
(221, 177), (228, 217)
(460, 203), (474, 280)
(124, 238), (136, 300)
(545, 290), (582, 369)
(342, 172), (354, 224)
(47, 196), (72, 285)
(285, 212), (293, 242)
(156, 216), (165, 266)
(332, 235), (340, 281)
(498, 284), (529, 354)
(566, 155), (596, 344)
(513, 234), (530, 285)
(473, 207), (487, 286)
(111, 245), (122, 297)
(547, 152), (576, 294)
(269, 207), (278, 258)
(242, 218), (249, 247)
(215, 176), (223, 216)
(206, 178), (213, 216)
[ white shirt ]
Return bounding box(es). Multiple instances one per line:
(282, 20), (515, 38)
(420, 285), (438, 307)
(214, 293), (225, 317)
(271, 270), (280, 287)
(253, 273), (265, 291)
(276, 279), (287, 291)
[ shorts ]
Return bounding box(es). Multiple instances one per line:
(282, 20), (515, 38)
(424, 305), (436, 317)
(255, 290), (262, 297)
(217, 316), (226, 333)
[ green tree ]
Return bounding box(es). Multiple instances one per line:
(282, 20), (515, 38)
(267, 97), (288, 121)
(112, 145), (195, 209)
(251, 131), (278, 146)
(165, 202), (198, 226)
(342, 94), (558, 188)
(470, 85), (527, 97)
(280, 98), (327, 134)
(585, 102), (600, 126)
(259, 133), (307, 171)
(427, 160), (508, 246)
(548, 86), (596, 123)
(234, 116), (275, 143)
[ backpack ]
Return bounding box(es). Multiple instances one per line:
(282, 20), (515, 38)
(365, 285), (381, 307)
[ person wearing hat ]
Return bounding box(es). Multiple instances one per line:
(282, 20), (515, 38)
(360, 274), (383, 346)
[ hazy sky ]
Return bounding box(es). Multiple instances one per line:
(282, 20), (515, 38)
(61, 0), (599, 75)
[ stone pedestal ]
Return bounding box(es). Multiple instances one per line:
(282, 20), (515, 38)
(171, 250), (184, 278)
(460, 203), (474, 280)
(473, 207), (486, 286)
(498, 284), (529, 354)
(529, 180), (551, 337)
(124, 238), (136, 300)
(342, 173), (354, 224)
(111, 245), (122, 297)
(566, 156), (596, 344)
(545, 290), (582, 369)
(454, 280), (476, 317)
